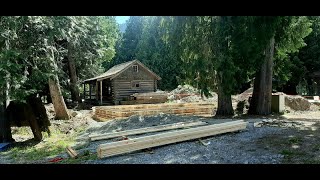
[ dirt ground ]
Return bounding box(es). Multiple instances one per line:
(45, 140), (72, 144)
(1, 87), (320, 164)
(3, 109), (320, 164)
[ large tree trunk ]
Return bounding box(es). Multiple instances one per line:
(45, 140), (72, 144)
(216, 75), (234, 116)
(48, 76), (70, 120)
(0, 81), (14, 143)
(0, 104), (13, 143)
(249, 36), (275, 115)
(67, 43), (81, 103)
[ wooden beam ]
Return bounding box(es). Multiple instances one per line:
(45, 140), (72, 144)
(100, 80), (102, 105)
(97, 120), (247, 158)
(89, 121), (207, 141)
(96, 81), (98, 101)
(89, 83), (92, 100)
(66, 146), (78, 159)
(83, 83), (86, 99)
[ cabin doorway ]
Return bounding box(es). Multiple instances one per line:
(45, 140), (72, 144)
(97, 79), (113, 104)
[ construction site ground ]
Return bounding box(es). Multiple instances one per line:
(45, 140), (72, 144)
(1, 85), (320, 164)
(1, 107), (320, 164)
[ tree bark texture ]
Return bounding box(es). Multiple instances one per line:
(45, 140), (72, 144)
(49, 76), (70, 120)
(216, 75), (234, 116)
(67, 43), (81, 103)
(0, 82), (14, 143)
(249, 36), (275, 115)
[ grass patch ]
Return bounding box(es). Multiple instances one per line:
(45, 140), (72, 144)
(312, 144), (320, 151)
(280, 149), (306, 163)
(288, 137), (302, 144)
(280, 149), (295, 156)
(303, 158), (320, 164)
(2, 126), (80, 162)
(11, 127), (33, 136)
(60, 153), (98, 164)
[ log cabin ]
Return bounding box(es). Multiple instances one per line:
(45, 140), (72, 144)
(83, 60), (161, 105)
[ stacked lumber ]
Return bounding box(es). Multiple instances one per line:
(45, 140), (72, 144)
(121, 92), (168, 105)
(132, 92), (168, 99)
(94, 102), (215, 121)
(89, 121), (207, 141)
(97, 120), (247, 158)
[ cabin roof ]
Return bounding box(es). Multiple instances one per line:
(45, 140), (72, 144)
(83, 60), (161, 82)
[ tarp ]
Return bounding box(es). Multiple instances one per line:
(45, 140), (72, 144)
(0, 143), (11, 151)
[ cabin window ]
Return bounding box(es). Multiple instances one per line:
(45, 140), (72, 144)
(133, 65), (138, 73)
(132, 81), (140, 88)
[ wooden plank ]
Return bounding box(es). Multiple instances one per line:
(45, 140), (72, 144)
(100, 80), (102, 105)
(66, 146), (78, 159)
(83, 83), (86, 99)
(97, 102), (214, 110)
(97, 120), (247, 158)
(100, 121), (242, 146)
(89, 83), (92, 100)
(96, 81), (98, 100)
(98, 121), (246, 157)
(89, 121), (207, 141)
(101, 123), (243, 151)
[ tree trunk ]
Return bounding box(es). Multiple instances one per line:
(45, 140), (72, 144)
(68, 43), (81, 103)
(249, 36), (275, 115)
(0, 81), (14, 143)
(48, 76), (70, 120)
(216, 75), (234, 116)
(27, 96), (51, 136)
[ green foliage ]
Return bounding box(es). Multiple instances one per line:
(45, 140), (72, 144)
(1, 126), (76, 162)
(163, 16), (250, 96)
(0, 16), (119, 103)
(108, 16), (182, 90)
(274, 16), (317, 93)
(0, 16), (54, 102)
(107, 16), (144, 69)
(135, 17), (182, 90)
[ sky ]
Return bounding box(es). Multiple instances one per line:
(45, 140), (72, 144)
(116, 16), (130, 24)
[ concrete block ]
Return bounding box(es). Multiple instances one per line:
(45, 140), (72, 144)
(271, 95), (285, 113)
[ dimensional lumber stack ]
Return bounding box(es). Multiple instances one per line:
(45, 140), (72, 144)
(93, 102), (215, 121)
(97, 120), (247, 158)
(120, 92), (168, 105)
(89, 121), (207, 141)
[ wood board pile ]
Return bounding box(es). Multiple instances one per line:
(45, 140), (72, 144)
(89, 121), (207, 141)
(93, 102), (215, 121)
(96, 120), (247, 158)
(121, 92), (168, 105)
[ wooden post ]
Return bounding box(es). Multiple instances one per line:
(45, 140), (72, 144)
(83, 83), (86, 100)
(89, 83), (92, 100)
(5, 79), (9, 107)
(100, 80), (103, 105)
(95, 81), (98, 100)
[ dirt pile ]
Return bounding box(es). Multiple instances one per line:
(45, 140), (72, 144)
(237, 88), (253, 102)
(44, 104), (94, 134)
(168, 85), (217, 103)
(284, 95), (311, 111)
(234, 88), (319, 112)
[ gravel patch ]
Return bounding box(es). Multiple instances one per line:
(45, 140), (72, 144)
(74, 114), (302, 164)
